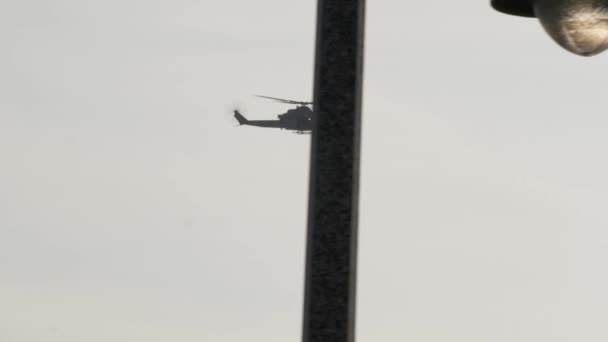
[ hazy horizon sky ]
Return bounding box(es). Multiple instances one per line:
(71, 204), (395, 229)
(3, 1), (608, 341)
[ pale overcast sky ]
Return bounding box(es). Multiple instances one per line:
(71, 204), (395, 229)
(2, 1), (608, 341)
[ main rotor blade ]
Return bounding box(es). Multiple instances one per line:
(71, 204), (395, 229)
(255, 95), (312, 105)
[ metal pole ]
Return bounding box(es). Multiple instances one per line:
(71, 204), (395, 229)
(303, 0), (365, 340)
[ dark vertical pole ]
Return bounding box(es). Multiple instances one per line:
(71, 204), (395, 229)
(303, 0), (364, 341)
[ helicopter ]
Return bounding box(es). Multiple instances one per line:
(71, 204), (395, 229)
(233, 95), (313, 134)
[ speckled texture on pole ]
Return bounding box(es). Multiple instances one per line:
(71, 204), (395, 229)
(303, 0), (364, 341)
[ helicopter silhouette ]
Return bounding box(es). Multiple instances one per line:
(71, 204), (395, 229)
(233, 95), (313, 134)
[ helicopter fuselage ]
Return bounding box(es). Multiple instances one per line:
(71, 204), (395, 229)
(277, 106), (313, 131)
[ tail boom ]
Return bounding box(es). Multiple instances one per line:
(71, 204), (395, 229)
(233, 110), (282, 128)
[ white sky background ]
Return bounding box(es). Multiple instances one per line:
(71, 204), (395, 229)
(2, 0), (608, 341)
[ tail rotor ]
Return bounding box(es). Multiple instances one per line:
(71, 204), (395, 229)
(226, 101), (246, 126)
(233, 110), (249, 125)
